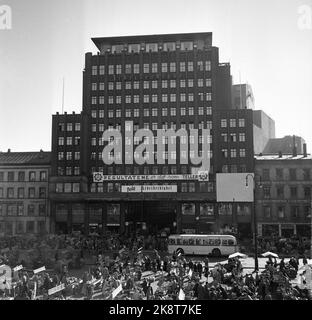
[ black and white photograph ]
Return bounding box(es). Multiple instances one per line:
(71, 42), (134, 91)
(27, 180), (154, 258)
(0, 0), (312, 308)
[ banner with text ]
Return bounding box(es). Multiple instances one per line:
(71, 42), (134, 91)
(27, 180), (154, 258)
(121, 185), (177, 193)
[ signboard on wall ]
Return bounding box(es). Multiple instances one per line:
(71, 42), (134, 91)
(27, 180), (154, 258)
(121, 185), (177, 193)
(216, 173), (254, 202)
(93, 173), (204, 182)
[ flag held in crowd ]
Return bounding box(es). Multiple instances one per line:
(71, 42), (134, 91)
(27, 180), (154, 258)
(13, 265), (23, 272)
(178, 288), (185, 300)
(33, 266), (46, 274)
(261, 252), (279, 258)
(112, 283), (123, 299)
(48, 283), (65, 296)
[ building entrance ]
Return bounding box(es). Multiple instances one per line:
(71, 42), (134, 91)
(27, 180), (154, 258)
(125, 201), (176, 236)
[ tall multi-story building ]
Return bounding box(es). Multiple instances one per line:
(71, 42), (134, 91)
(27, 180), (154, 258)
(0, 150), (51, 236)
(232, 84), (255, 110)
(50, 32), (259, 238)
(255, 149), (312, 238)
(263, 135), (306, 155)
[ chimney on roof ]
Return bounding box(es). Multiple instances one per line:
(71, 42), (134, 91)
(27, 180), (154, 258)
(292, 135), (297, 157)
(7, 148), (11, 153)
(303, 143), (307, 157)
(278, 151), (282, 158)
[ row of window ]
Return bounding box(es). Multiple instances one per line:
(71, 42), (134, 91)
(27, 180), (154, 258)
(58, 123), (80, 132)
(90, 165), (198, 175)
(0, 171), (47, 182)
(89, 121), (213, 131)
(261, 168), (311, 181)
(262, 205), (311, 219)
(102, 41), (202, 53)
(221, 148), (246, 158)
(91, 79), (212, 91)
(91, 61), (211, 76)
(89, 106), (213, 119)
(221, 133), (246, 143)
(0, 203), (46, 216)
(221, 118), (245, 128)
(55, 182), (80, 193)
(261, 185), (311, 199)
(0, 220), (46, 234)
(91, 134), (213, 146)
(92, 150), (213, 162)
(91, 92), (212, 105)
(57, 167), (80, 176)
(0, 187), (47, 199)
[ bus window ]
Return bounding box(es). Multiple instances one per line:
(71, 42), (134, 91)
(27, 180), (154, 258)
(189, 239), (195, 245)
(195, 239), (202, 246)
(203, 239), (209, 245)
(222, 240), (228, 246)
(177, 239), (181, 245)
(168, 238), (175, 245)
(228, 239), (234, 246)
(208, 239), (215, 245)
(215, 239), (221, 246)
(183, 239), (188, 245)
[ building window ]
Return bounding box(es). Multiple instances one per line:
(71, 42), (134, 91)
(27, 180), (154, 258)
(162, 94), (168, 102)
(75, 123), (81, 131)
(39, 204), (46, 216)
(170, 94), (176, 102)
(91, 96), (97, 105)
(170, 80), (176, 88)
(169, 62), (176, 72)
(17, 171), (25, 182)
(238, 118), (245, 127)
(229, 119), (236, 127)
(263, 186), (271, 199)
(29, 187), (35, 198)
(221, 134), (227, 142)
(278, 206), (285, 218)
(66, 167), (72, 176)
(289, 168), (297, 180)
(99, 83), (105, 91)
(18, 188), (24, 199)
(239, 149), (246, 157)
(263, 206), (271, 218)
(29, 171), (36, 181)
(151, 63), (158, 73)
(221, 119), (227, 128)
(67, 123), (72, 131)
(187, 61), (193, 72)
(230, 149), (237, 158)
(303, 169), (310, 181)
(180, 62), (186, 72)
(206, 79), (212, 87)
(66, 137), (72, 145)
(92, 66), (97, 75)
(7, 171), (14, 182)
(188, 107), (194, 116)
(116, 65), (122, 74)
(91, 110), (97, 118)
(304, 187), (311, 198)
(171, 108), (176, 116)
(39, 187), (46, 198)
(108, 65), (114, 74)
(239, 133), (245, 142)
(26, 221), (35, 233)
(276, 186), (284, 198)
(133, 64), (140, 74)
(205, 61), (211, 71)
(291, 206), (299, 218)
(263, 169), (270, 180)
(99, 65), (105, 75)
(290, 186), (297, 198)
(143, 64), (149, 73)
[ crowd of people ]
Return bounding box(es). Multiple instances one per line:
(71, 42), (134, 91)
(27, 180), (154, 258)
(0, 233), (311, 300)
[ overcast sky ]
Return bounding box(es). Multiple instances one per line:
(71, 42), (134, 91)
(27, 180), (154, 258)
(0, 0), (311, 152)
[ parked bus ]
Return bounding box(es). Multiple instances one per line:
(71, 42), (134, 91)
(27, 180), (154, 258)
(167, 234), (238, 257)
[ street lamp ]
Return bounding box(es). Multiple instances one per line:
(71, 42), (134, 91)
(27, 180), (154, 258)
(246, 173), (262, 272)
